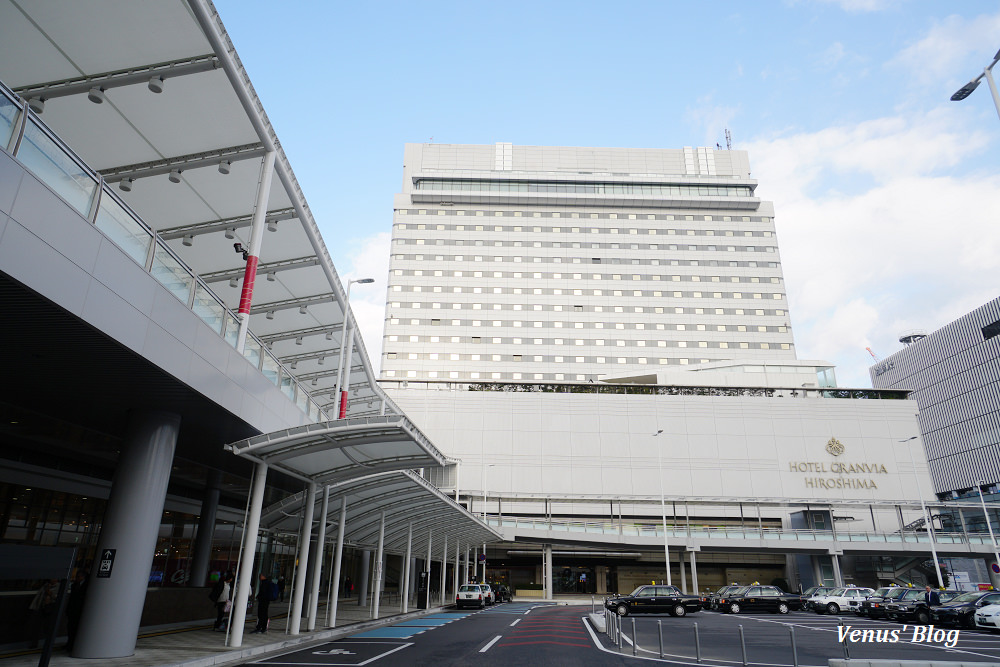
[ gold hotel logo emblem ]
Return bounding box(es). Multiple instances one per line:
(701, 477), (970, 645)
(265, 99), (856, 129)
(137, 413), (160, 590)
(826, 437), (845, 456)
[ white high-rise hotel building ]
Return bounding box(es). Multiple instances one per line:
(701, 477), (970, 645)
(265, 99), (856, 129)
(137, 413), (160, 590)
(381, 143), (795, 382)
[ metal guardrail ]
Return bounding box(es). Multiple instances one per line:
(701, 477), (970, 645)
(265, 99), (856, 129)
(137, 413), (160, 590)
(0, 80), (329, 423)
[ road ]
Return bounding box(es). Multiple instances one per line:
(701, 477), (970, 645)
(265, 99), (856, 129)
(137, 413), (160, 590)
(245, 603), (1000, 666)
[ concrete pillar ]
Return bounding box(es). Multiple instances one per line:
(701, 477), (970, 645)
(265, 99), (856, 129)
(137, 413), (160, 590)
(472, 546), (478, 582)
(464, 546), (470, 583)
(73, 411), (180, 658)
(289, 482), (316, 634)
(189, 469), (222, 588)
(481, 542), (487, 583)
(542, 544), (555, 600)
(690, 551), (699, 594)
(358, 551), (370, 606)
(326, 497), (347, 627)
(425, 529), (433, 604)
(307, 486), (330, 631)
(401, 523), (412, 613)
(372, 512), (386, 618)
(679, 551), (687, 593)
(831, 553), (843, 587)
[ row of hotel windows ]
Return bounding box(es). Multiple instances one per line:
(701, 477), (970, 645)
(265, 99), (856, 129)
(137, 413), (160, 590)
(411, 179), (755, 198)
(395, 240), (776, 256)
(392, 272), (781, 284)
(386, 320), (789, 333)
(383, 360), (784, 380)
(388, 293), (784, 309)
(389, 306), (786, 318)
(384, 337), (792, 350)
(396, 255), (779, 269)
(396, 211), (768, 223)
(395, 226), (772, 241)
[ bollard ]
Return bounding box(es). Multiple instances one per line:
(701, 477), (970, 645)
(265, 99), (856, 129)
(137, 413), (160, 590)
(840, 620), (850, 660)
(617, 613), (622, 649)
(592, 595), (595, 615)
(789, 626), (798, 667)
(631, 617), (637, 656)
(658, 619), (664, 659)
(695, 621), (702, 663)
(739, 624), (748, 667)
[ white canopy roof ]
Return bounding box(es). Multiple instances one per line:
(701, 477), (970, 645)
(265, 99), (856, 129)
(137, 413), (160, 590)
(261, 470), (502, 553)
(0, 0), (385, 418)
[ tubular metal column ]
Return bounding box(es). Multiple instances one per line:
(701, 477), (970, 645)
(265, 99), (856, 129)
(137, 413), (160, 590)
(401, 523), (412, 613)
(679, 550), (687, 593)
(372, 512), (386, 618)
(453, 541), (460, 600)
(425, 530), (433, 604)
(228, 460), (268, 648)
(326, 497), (347, 627)
(690, 550), (699, 594)
(358, 551), (370, 606)
(307, 486), (330, 630)
(440, 535), (448, 605)
(236, 151), (276, 353)
(73, 411), (180, 658)
(289, 482), (317, 634)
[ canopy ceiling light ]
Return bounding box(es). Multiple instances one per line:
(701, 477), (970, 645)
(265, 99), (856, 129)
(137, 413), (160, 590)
(266, 272), (276, 281)
(87, 87), (106, 104)
(224, 227), (236, 239)
(229, 277), (238, 288)
(182, 235), (194, 247)
(299, 305), (308, 315)
(265, 311), (275, 320)
(295, 336), (304, 345)
(266, 220), (278, 232)
(27, 98), (44, 114)
(218, 160), (231, 174)
(147, 76), (164, 94)
(168, 169), (182, 183)
(118, 177), (133, 192)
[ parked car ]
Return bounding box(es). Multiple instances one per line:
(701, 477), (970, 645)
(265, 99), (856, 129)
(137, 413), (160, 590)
(704, 585), (743, 610)
(801, 586), (836, 611)
(480, 583), (495, 605)
(865, 586), (909, 619)
(605, 585), (703, 617)
(974, 603), (1000, 632)
(885, 589), (960, 625)
(856, 586), (898, 617)
(930, 591), (1000, 629)
(494, 584), (512, 603)
(719, 585), (802, 614)
(456, 584), (488, 609)
(811, 587), (875, 614)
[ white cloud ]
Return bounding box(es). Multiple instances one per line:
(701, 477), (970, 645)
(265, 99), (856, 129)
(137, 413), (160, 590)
(685, 97), (741, 148)
(744, 110), (1000, 388)
(338, 231), (391, 373)
(813, 0), (902, 12)
(887, 12), (1000, 87)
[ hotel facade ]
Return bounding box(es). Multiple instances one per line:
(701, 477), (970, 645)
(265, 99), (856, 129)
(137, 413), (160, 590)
(381, 143), (1000, 594)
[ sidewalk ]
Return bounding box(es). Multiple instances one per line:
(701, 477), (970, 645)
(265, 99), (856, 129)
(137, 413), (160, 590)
(0, 597), (446, 667)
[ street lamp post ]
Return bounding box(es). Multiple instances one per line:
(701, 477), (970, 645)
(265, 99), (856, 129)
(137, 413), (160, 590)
(950, 47), (1000, 122)
(900, 436), (944, 588)
(654, 430), (671, 586)
(333, 278), (374, 419)
(975, 481), (1000, 580)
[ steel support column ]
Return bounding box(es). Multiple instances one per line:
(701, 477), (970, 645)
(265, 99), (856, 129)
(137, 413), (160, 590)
(289, 482), (316, 634)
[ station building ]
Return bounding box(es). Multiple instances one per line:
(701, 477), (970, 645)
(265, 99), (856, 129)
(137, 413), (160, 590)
(380, 143), (1000, 595)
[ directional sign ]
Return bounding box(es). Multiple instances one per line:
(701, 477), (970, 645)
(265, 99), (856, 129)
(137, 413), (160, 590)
(96, 548), (116, 579)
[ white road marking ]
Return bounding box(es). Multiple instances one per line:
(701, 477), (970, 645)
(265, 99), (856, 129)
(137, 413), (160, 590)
(510, 618), (521, 627)
(480, 635), (502, 653)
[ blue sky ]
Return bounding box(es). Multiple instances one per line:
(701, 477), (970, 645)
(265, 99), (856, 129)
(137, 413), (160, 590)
(216, 0), (1000, 387)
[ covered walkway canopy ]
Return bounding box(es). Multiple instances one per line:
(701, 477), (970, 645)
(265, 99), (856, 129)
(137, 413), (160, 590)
(223, 414), (499, 646)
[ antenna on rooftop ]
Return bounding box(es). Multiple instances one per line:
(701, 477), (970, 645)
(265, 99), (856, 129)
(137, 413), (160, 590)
(725, 129), (732, 150)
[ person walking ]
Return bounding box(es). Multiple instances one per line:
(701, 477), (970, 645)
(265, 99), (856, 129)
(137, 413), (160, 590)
(250, 573), (277, 634)
(924, 585), (941, 607)
(211, 572), (234, 631)
(277, 574), (286, 602)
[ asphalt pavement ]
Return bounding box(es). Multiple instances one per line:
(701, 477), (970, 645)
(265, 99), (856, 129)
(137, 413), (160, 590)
(245, 603), (1000, 666)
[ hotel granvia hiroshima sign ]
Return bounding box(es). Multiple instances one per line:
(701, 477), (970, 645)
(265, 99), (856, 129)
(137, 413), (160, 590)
(789, 438), (888, 490)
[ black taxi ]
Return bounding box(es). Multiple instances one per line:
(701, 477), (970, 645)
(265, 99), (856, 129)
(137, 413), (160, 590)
(605, 585), (703, 617)
(719, 585), (802, 614)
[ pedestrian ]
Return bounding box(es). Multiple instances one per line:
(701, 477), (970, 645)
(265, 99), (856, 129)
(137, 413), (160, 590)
(210, 572), (233, 631)
(66, 570), (89, 651)
(344, 576), (352, 598)
(27, 579), (59, 648)
(277, 574), (286, 602)
(250, 573), (277, 634)
(924, 585), (941, 607)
